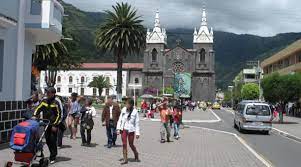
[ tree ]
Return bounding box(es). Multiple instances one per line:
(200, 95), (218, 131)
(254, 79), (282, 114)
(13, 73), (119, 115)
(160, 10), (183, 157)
(241, 83), (259, 100)
(262, 73), (301, 122)
(32, 40), (82, 88)
(88, 76), (112, 97)
(95, 2), (146, 100)
(161, 86), (174, 95)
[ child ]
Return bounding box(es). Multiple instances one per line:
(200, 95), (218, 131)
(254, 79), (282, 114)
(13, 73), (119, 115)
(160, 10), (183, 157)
(173, 105), (182, 140)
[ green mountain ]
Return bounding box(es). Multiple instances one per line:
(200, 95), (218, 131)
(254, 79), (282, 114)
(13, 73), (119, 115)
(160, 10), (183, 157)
(62, 2), (301, 88)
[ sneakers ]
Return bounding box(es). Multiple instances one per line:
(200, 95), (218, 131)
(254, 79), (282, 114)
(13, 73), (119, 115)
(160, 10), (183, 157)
(160, 139), (165, 143)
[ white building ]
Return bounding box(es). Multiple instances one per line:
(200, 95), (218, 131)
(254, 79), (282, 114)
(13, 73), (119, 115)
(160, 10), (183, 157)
(40, 63), (144, 97)
(242, 69), (257, 83)
(0, 0), (64, 143)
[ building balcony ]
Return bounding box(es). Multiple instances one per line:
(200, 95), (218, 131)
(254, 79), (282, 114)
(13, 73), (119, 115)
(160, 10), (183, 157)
(25, 0), (64, 45)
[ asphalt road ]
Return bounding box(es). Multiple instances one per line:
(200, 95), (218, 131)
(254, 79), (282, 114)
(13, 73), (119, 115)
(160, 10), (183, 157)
(187, 109), (301, 167)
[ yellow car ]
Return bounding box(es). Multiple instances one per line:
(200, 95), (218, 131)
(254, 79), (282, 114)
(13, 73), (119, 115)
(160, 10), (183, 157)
(212, 102), (221, 110)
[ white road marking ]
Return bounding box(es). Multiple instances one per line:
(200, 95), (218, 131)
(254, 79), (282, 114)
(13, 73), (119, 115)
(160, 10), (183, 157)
(189, 125), (274, 167)
(144, 109), (221, 123)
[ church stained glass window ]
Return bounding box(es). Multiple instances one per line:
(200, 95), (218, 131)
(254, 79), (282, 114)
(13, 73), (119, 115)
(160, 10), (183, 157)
(172, 62), (185, 73)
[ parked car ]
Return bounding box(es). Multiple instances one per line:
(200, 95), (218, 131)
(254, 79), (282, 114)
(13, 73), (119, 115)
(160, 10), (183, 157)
(212, 102), (221, 110)
(234, 100), (272, 134)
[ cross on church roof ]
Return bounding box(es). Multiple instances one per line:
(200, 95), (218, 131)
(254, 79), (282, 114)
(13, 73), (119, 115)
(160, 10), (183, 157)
(176, 39), (182, 46)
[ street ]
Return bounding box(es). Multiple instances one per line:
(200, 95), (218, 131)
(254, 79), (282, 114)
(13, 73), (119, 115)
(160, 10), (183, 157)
(187, 109), (301, 167)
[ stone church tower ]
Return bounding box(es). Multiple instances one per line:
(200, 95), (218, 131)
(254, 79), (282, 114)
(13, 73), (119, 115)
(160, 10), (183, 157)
(192, 7), (216, 101)
(143, 7), (216, 101)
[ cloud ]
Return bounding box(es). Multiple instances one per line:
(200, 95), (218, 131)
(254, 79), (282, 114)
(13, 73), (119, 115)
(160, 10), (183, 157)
(63, 0), (301, 36)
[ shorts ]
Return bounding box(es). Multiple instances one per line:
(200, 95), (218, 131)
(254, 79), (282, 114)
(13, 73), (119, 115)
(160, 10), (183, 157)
(69, 113), (80, 118)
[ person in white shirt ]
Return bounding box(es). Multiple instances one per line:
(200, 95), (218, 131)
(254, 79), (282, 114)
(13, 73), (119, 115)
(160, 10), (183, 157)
(80, 98), (97, 146)
(117, 99), (140, 164)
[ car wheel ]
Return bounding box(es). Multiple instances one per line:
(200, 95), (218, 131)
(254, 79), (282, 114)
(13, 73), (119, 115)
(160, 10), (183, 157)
(238, 123), (244, 133)
(263, 130), (270, 135)
(233, 120), (237, 129)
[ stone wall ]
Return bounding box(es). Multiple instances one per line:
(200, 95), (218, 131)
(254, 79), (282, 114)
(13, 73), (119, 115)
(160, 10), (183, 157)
(0, 101), (26, 144)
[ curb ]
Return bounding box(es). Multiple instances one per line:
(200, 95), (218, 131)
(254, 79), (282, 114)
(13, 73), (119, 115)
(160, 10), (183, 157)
(272, 128), (301, 143)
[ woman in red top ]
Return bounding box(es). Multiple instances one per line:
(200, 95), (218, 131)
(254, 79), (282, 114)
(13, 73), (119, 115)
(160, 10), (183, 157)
(173, 104), (182, 140)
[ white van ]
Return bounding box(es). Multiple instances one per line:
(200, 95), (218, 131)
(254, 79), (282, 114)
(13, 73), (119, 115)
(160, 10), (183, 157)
(234, 101), (272, 135)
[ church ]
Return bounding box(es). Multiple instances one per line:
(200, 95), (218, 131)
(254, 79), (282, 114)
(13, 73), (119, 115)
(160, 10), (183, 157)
(143, 7), (216, 101)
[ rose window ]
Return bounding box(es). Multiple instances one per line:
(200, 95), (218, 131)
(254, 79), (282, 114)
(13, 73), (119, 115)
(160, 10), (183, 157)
(172, 62), (185, 73)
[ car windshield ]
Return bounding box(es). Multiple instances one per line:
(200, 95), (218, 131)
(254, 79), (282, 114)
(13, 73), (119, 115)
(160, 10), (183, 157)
(246, 105), (270, 116)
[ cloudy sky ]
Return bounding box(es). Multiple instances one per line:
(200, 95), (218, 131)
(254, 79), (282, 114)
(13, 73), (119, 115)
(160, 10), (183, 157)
(63, 0), (301, 36)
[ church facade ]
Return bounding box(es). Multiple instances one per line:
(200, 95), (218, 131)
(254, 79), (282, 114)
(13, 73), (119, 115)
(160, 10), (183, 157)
(143, 7), (216, 101)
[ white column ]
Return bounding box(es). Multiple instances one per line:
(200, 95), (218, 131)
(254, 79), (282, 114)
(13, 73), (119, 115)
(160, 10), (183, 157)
(15, 0), (26, 100)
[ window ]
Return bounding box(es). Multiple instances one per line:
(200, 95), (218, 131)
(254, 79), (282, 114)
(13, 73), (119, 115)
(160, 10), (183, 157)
(30, 0), (41, 15)
(135, 78), (139, 84)
(172, 62), (185, 73)
(53, 5), (62, 22)
(0, 40), (3, 92)
(81, 76), (85, 83)
(298, 53), (301, 63)
(57, 76), (61, 83)
(106, 77), (110, 82)
(246, 105), (271, 116)
(69, 88), (72, 93)
(80, 88), (85, 95)
(106, 88), (110, 96)
(151, 48), (158, 62)
(199, 48), (206, 63)
(57, 87), (61, 93)
(69, 76), (73, 84)
(93, 88), (97, 96)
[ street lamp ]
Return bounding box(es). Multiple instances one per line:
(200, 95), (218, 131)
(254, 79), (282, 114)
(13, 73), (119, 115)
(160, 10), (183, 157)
(128, 83), (142, 108)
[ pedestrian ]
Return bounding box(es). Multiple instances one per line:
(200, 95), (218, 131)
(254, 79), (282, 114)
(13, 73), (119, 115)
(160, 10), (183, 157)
(57, 96), (68, 148)
(159, 99), (171, 143)
(173, 104), (182, 140)
(141, 99), (148, 117)
(116, 98), (140, 164)
(80, 98), (96, 146)
(67, 93), (81, 140)
(102, 96), (121, 148)
(32, 87), (62, 164)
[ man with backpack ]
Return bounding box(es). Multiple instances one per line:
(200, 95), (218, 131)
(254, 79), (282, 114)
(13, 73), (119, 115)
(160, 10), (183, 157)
(33, 87), (62, 164)
(80, 98), (96, 146)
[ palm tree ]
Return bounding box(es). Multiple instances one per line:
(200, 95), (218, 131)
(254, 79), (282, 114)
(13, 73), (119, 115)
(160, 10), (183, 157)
(32, 40), (82, 88)
(88, 76), (112, 97)
(95, 2), (145, 100)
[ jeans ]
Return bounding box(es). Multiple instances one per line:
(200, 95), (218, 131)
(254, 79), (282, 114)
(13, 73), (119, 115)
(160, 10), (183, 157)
(174, 123), (180, 137)
(160, 122), (170, 141)
(80, 125), (92, 144)
(106, 121), (117, 145)
(45, 125), (58, 161)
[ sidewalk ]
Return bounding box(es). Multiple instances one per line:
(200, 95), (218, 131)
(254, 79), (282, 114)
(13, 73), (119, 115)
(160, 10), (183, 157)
(0, 112), (266, 167)
(272, 115), (301, 141)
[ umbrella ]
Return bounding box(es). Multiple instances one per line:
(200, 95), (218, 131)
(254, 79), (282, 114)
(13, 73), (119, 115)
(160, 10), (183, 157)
(140, 94), (154, 99)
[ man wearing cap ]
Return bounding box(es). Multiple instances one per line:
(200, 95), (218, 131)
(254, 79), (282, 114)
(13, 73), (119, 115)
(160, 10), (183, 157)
(102, 96), (121, 148)
(33, 87), (62, 164)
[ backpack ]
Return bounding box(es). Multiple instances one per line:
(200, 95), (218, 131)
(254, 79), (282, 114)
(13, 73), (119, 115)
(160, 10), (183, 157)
(82, 110), (94, 130)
